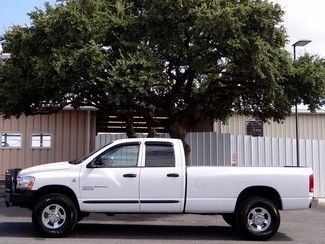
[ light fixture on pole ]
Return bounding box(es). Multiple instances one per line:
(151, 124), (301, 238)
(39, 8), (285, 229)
(292, 39), (311, 167)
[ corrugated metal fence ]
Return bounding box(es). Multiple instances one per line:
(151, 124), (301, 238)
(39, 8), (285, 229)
(96, 132), (324, 197)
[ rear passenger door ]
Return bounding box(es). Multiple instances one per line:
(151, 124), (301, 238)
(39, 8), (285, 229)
(139, 141), (185, 213)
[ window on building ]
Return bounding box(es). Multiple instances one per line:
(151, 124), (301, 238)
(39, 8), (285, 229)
(1, 132), (22, 148)
(145, 142), (175, 167)
(31, 133), (52, 148)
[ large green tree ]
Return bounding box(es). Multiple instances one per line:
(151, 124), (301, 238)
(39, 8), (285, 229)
(1, 0), (325, 159)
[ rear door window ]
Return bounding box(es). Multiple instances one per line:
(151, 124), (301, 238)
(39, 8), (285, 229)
(145, 142), (175, 167)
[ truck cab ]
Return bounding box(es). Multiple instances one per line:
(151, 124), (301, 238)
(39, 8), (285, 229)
(78, 138), (186, 213)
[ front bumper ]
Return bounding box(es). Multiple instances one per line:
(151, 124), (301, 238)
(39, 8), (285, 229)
(4, 168), (34, 209)
(309, 197), (318, 208)
(5, 189), (34, 208)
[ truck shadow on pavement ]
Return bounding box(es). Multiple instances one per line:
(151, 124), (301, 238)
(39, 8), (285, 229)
(0, 222), (292, 241)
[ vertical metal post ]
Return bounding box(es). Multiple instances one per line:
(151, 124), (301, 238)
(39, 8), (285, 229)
(295, 103), (300, 167)
(292, 40), (311, 166)
(293, 45), (300, 167)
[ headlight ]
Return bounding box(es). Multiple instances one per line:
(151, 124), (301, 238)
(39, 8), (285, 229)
(17, 176), (35, 190)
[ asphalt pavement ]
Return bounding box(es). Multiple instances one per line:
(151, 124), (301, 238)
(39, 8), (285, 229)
(0, 197), (324, 244)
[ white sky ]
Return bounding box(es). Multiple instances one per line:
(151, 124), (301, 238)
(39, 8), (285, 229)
(275, 0), (325, 58)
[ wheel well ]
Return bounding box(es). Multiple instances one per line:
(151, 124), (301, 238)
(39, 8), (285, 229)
(33, 185), (80, 211)
(235, 186), (282, 211)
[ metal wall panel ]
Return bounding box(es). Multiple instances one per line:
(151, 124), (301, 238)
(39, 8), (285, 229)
(215, 113), (325, 140)
(0, 110), (96, 176)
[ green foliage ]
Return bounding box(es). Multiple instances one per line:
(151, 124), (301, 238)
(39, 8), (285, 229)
(107, 51), (166, 106)
(285, 54), (325, 112)
(0, 0), (325, 140)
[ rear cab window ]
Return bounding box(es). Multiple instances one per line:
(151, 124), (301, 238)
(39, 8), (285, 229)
(145, 142), (175, 167)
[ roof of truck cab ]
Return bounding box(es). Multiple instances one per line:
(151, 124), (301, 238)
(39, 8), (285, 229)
(111, 138), (182, 143)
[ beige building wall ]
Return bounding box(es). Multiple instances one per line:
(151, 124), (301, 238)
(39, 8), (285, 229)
(0, 109), (96, 176)
(214, 112), (325, 140)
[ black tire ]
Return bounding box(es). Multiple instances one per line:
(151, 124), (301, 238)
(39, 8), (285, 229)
(222, 214), (235, 227)
(234, 197), (280, 241)
(32, 193), (78, 237)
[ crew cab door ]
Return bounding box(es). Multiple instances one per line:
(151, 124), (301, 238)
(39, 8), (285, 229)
(80, 142), (141, 212)
(139, 141), (185, 213)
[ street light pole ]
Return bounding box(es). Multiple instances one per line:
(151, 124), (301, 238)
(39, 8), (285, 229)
(292, 40), (311, 167)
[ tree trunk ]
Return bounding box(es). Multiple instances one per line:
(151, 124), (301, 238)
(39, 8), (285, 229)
(143, 104), (159, 138)
(147, 126), (158, 138)
(168, 121), (191, 164)
(125, 115), (137, 138)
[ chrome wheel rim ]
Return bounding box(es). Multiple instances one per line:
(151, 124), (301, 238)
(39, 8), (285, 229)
(247, 207), (271, 232)
(41, 204), (67, 229)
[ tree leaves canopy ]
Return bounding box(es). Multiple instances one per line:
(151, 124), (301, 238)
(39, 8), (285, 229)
(0, 0), (325, 144)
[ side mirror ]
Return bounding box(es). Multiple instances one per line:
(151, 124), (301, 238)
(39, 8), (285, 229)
(87, 157), (103, 168)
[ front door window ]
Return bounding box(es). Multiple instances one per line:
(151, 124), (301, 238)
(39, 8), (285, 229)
(96, 144), (140, 168)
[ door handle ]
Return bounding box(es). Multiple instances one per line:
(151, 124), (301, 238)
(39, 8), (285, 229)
(123, 173), (137, 178)
(167, 173), (179, 177)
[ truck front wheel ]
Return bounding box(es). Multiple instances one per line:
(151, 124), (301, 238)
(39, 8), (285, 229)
(235, 197), (280, 241)
(32, 193), (78, 237)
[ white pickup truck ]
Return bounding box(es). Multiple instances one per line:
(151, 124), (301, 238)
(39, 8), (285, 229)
(5, 138), (317, 240)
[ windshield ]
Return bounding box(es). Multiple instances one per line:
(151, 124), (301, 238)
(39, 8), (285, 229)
(68, 143), (112, 165)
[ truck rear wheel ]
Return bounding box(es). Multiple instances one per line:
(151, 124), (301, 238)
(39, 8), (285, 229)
(32, 193), (78, 237)
(235, 197), (280, 241)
